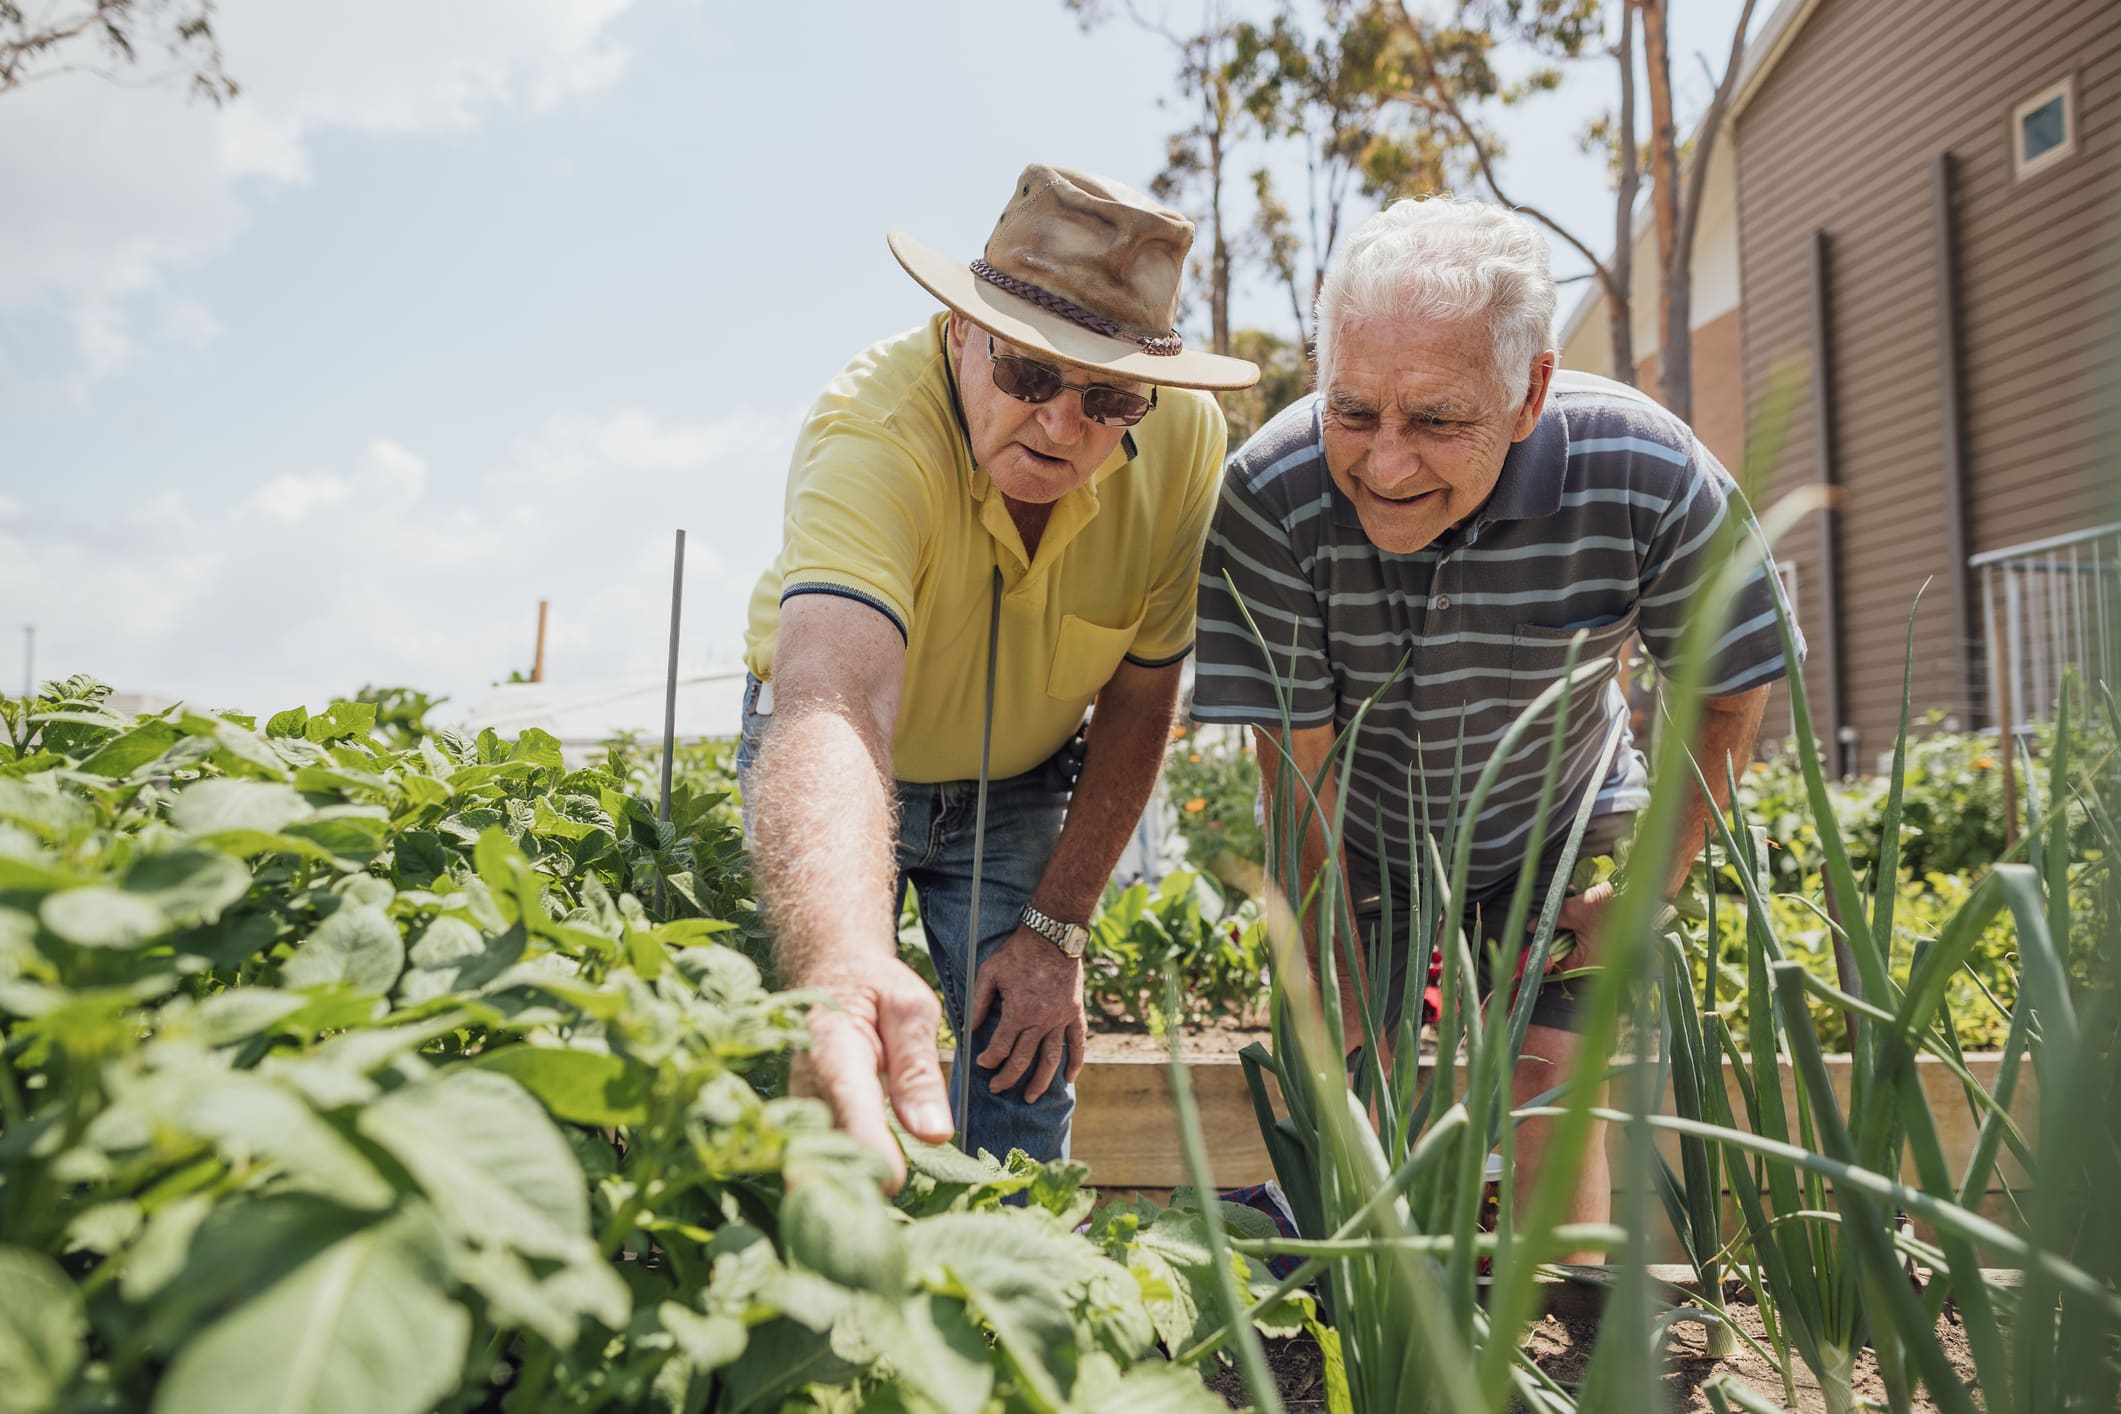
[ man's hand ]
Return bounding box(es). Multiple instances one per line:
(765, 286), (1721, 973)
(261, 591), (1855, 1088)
(969, 927), (1088, 1103)
(789, 956), (955, 1193)
(1547, 879), (1615, 973)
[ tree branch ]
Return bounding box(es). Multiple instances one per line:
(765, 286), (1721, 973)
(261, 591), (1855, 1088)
(1672, 0), (1759, 285)
(1388, 7), (1619, 303)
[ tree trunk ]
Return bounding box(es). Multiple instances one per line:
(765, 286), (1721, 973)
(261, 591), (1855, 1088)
(1208, 114), (1230, 357)
(1607, 3), (1640, 386)
(1640, 0), (1685, 422)
(1665, 0), (1763, 429)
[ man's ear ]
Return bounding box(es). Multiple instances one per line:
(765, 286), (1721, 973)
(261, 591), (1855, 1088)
(1511, 351), (1558, 442)
(945, 313), (967, 358)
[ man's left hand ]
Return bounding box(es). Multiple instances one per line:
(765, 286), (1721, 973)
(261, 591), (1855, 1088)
(970, 926), (1088, 1102)
(1547, 879), (1615, 973)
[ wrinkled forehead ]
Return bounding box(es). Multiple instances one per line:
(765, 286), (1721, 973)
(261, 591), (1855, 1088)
(1325, 313), (1510, 410)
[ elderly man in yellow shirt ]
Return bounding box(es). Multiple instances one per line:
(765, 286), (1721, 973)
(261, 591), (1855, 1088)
(737, 165), (1256, 1185)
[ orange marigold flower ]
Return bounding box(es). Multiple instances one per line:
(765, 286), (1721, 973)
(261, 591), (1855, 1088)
(1188, 753), (1202, 763)
(1184, 797), (1209, 814)
(1168, 724), (1188, 741)
(1973, 756), (1996, 769)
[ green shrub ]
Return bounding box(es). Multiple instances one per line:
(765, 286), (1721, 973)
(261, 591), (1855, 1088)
(1084, 870), (1268, 1029)
(0, 678), (1254, 1414)
(1162, 727), (1264, 897)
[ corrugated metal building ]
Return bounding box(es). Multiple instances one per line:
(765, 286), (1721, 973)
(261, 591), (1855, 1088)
(1563, 0), (2117, 770)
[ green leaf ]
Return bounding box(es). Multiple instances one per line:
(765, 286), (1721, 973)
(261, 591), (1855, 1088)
(910, 1213), (1123, 1407)
(781, 1179), (905, 1294)
(0, 1246), (87, 1414)
(152, 1203), (469, 1414)
(125, 848), (251, 927)
(282, 906), (405, 996)
(658, 1300), (747, 1375)
(397, 918), (524, 1005)
(507, 727), (564, 769)
(863, 1291), (994, 1414)
(470, 1045), (648, 1127)
(265, 707), (310, 739)
(356, 1068), (591, 1257)
(391, 829), (451, 889)
(0, 855), (89, 896)
(78, 719), (182, 777)
(284, 812), (388, 863)
(302, 701), (377, 745)
(40, 885), (173, 949)
(171, 779), (312, 838)
(181, 1075), (398, 1210)
(474, 828), (546, 925)
(1069, 1350), (1233, 1414)
(0, 780), (95, 847)
(195, 988), (307, 1045)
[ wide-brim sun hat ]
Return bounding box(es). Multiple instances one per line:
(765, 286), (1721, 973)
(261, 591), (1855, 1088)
(889, 163), (1260, 392)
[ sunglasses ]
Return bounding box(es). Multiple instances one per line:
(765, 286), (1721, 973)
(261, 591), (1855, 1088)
(986, 336), (1158, 427)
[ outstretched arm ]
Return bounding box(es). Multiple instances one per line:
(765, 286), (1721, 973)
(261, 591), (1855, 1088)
(748, 595), (949, 1190)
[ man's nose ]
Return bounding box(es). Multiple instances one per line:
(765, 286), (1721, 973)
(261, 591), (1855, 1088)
(1365, 428), (1424, 491)
(1034, 393), (1091, 445)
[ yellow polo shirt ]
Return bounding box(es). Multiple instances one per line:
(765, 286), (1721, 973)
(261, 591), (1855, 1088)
(742, 314), (1225, 784)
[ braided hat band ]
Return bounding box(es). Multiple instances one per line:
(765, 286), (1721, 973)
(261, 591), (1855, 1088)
(970, 259), (1184, 358)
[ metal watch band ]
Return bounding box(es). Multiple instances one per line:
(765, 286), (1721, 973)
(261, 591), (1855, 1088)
(1019, 903), (1087, 958)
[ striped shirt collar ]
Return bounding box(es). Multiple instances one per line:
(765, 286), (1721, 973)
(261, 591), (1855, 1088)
(1327, 395), (1572, 536)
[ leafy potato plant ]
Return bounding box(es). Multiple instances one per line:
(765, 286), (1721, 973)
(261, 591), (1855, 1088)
(0, 678), (1253, 1414)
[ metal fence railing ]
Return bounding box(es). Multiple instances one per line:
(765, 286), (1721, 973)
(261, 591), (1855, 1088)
(1973, 520), (2121, 731)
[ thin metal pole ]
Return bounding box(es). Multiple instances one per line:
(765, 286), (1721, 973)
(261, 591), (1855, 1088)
(1988, 571), (2018, 848)
(2006, 570), (2026, 732)
(19, 625), (30, 699)
(660, 531), (686, 828)
(954, 566), (1003, 1150)
(2047, 550), (2064, 714)
(656, 531), (685, 916)
(1983, 567), (2001, 733)
(2071, 545), (2085, 693)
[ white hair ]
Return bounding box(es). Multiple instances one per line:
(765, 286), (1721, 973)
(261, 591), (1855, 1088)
(1313, 195), (1557, 404)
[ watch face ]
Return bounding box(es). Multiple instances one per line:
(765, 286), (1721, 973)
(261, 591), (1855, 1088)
(1062, 925), (1089, 958)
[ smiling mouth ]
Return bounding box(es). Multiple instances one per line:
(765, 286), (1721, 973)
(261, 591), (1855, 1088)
(1366, 486), (1437, 507)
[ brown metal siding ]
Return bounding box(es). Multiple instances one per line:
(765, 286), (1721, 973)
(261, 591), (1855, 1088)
(1737, 0), (2119, 764)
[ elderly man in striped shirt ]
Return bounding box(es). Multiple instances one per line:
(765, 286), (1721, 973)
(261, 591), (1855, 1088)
(1193, 195), (1798, 1246)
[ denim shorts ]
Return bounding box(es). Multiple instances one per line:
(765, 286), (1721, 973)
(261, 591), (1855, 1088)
(736, 673), (1080, 1164)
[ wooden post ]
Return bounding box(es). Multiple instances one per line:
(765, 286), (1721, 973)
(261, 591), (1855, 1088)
(1806, 230), (1849, 762)
(1932, 153), (1980, 726)
(531, 600), (550, 684)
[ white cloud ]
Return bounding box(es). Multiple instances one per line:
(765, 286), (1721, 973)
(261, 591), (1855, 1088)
(0, 0), (639, 378)
(3, 406), (800, 719)
(509, 409), (791, 487)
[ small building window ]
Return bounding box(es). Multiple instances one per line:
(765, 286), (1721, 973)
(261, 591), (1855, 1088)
(2012, 75), (2077, 181)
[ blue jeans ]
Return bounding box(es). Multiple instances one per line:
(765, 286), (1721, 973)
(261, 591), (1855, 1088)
(735, 674), (1077, 1164)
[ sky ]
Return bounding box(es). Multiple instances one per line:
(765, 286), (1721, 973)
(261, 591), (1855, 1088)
(0, 0), (1756, 722)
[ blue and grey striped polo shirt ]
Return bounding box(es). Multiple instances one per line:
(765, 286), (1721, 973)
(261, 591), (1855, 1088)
(1192, 370), (1800, 899)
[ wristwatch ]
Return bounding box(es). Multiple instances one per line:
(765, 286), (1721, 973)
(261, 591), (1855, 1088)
(1019, 903), (1089, 959)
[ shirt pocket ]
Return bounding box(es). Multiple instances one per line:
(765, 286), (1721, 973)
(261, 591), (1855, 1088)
(1508, 611), (1639, 699)
(1046, 611), (1144, 701)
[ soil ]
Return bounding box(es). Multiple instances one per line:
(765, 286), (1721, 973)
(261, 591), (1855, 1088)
(1202, 1333), (1329, 1412)
(1203, 1298), (1982, 1412)
(1082, 1009), (1272, 1060)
